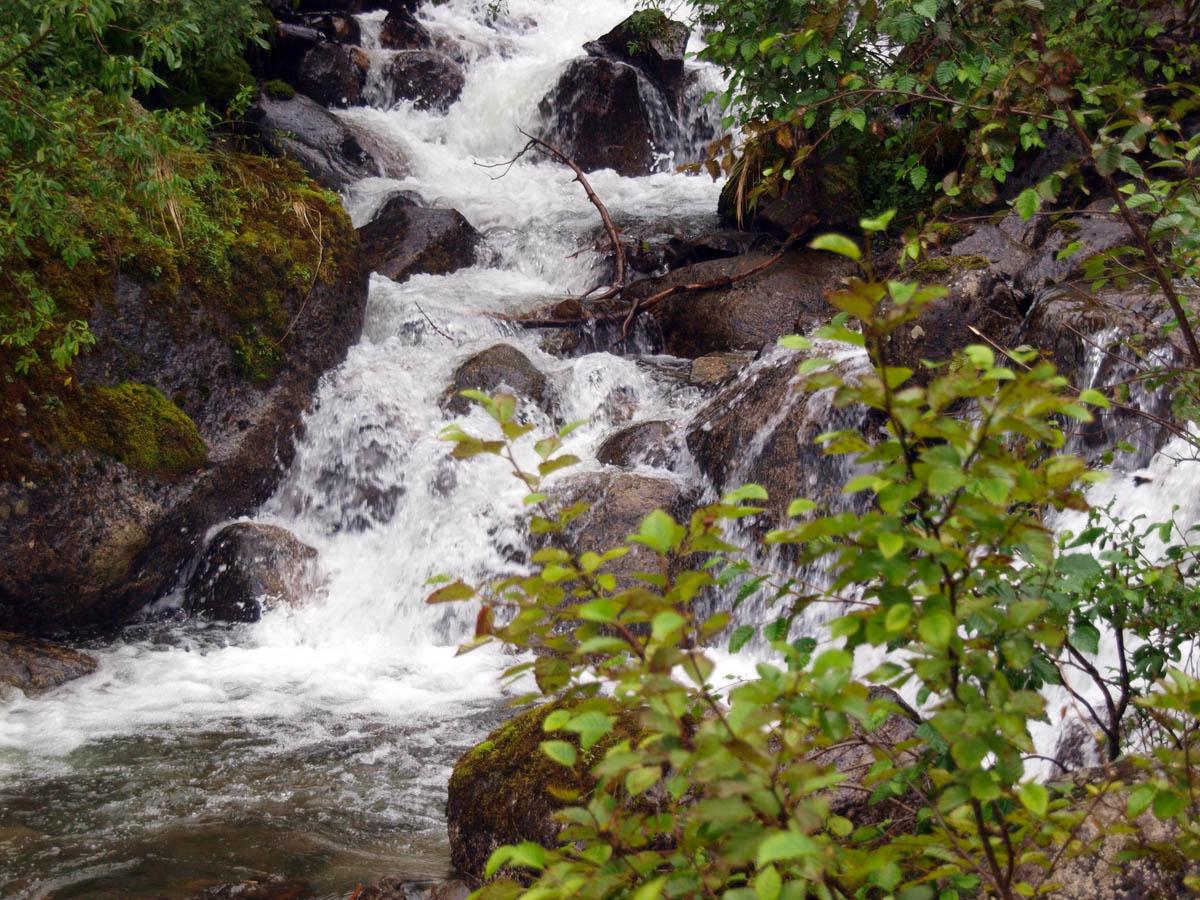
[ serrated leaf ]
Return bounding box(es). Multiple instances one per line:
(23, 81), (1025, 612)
(1015, 187), (1041, 220)
(540, 739), (577, 767)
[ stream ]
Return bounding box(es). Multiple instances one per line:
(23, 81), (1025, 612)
(3, 0), (1199, 896)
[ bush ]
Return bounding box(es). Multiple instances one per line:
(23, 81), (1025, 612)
(437, 223), (1200, 899)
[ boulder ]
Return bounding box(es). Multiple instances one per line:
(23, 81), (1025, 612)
(311, 13), (362, 45)
(718, 154), (863, 239)
(554, 471), (694, 581)
(380, 7), (433, 50)
(627, 249), (854, 358)
(583, 11), (690, 99)
(538, 57), (674, 177)
(184, 523), (319, 623)
(295, 43), (367, 108)
(371, 50), (465, 112)
(0, 156), (367, 634)
(686, 350), (876, 525)
(444, 344), (551, 415)
(0, 632), (97, 695)
(689, 351), (753, 388)
(358, 194), (482, 284)
(248, 92), (408, 189)
(448, 701), (638, 882)
(596, 420), (679, 470)
(259, 22), (323, 81)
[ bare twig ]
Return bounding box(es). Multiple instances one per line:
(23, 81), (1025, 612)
(477, 131), (627, 301)
(415, 300), (455, 342)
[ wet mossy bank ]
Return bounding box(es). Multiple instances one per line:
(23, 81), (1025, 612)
(0, 152), (367, 635)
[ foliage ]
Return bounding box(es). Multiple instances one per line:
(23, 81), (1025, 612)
(437, 223), (1200, 899)
(0, 0), (269, 376)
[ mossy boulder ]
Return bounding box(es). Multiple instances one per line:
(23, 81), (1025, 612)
(447, 702), (638, 882)
(0, 152), (367, 635)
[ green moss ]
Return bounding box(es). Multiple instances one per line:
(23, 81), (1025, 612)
(231, 330), (283, 384)
(909, 254), (991, 279)
(1050, 216), (1082, 238)
(263, 79), (296, 101)
(73, 382), (207, 477)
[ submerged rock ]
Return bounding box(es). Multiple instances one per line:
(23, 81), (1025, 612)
(356, 877), (470, 900)
(688, 351), (754, 388)
(629, 249), (854, 358)
(248, 92), (408, 188)
(184, 523), (319, 624)
(195, 878), (312, 899)
(358, 194), (481, 283)
(538, 57), (672, 177)
(372, 50), (465, 112)
(444, 344), (552, 415)
(0, 632), (97, 695)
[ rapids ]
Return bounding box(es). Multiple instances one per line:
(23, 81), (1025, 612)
(0, 0), (720, 895)
(2, 0), (1198, 895)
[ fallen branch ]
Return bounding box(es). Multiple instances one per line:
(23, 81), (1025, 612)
(477, 131), (627, 301)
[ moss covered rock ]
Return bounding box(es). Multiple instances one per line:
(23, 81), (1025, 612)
(0, 152), (367, 635)
(447, 702), (639, 882)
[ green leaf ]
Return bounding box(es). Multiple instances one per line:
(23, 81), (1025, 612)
(860, 209), (896, 233)
(578, 598), (619, 623)
(652, 610), (686, 640)
(1127, 784), (1156, 817)
(1015, 187), (1041, 220)
(540, 740), (577, 767)
(809, 233), (861, 261)
(632, 877), (667, 900)
(1017, 782), (1048, 817)
(919, 609), (955, 647)
(625, 765), (662, 796)
(885, 603), (913, 632)
(756, 831), (818, 866)
(1153, 788), (1186, 819)
(878, 532), (904, 559)
(426, 580), (475, 604)
(632, 509), (682, 555)
(729, 624), (756, 653)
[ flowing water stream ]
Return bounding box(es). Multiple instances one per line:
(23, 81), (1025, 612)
(3, 1), (1200, 896)
(0, 1), (724, 896)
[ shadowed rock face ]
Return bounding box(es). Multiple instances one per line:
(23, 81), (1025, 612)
(295, 43), (367, 108)
(0, 161), (367, 636)
(359, 194), (482, 285)
(538, 57), (668, 177)
(372, 50), (465, 112)
(597, 420), (679, 470)
(0, 632), (97, 695)
(185, 523), (319, 624)
(444, 344), (552, 416)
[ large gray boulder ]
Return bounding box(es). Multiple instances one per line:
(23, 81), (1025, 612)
(371, 50), (465, 112)
(248, 93), (409, 189)
(627, 249), (854, 358)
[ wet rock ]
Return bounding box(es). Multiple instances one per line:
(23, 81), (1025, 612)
(1052, 718), (1102, 774)
(555, 471), (694, 581)
(445, 344), (551, 415)
(689, 351), (754, 388)
(628, 249), (854, 358)
(686, 350), (874, 525)
(538, 57), (673, 177)
(356, 877), (470, 900)
(886, 264), (1024, 376)
(1025, 763), (1200, 898)
(358, 194), (482, 283)
(598, 385), (639, 424)
(583, 11), (690, 99)
(372, 50), (465, 112)
(804, 687), (924, 831)
(448, 701), (638, 882)
(311, 13), (361, 45)
(0, 632), (97, 695)
(262, 22), (323, 80)
(596, 420), (679, 470)
(295, 43), (367, 108)
(597, 218), (772, 278)
(0, 160), (367, 634)
(1013, 203), (1134, 296)
(248, 92), (408, 189)
(196, 878), (313, 899)
(380, 7), (433, 50)
(184, 523), (319, 624)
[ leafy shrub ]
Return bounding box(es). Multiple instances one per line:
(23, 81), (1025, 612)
(437, 222), (1200, 899)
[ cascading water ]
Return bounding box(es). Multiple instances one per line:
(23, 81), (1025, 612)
(0, 1), (721, 896)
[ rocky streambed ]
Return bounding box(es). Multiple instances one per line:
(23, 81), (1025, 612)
(0, 0), (1195, 897)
